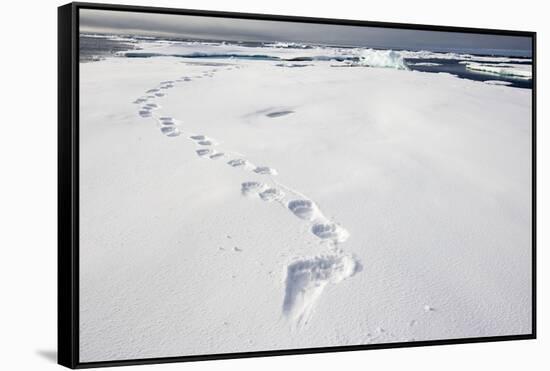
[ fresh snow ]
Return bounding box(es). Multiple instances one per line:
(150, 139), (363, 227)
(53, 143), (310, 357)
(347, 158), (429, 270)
(79, 53), (533, 362)
(283, 254), (359, 329)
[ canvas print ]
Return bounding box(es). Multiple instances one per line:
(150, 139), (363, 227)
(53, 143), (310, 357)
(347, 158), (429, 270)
(77, 8), (533, 363)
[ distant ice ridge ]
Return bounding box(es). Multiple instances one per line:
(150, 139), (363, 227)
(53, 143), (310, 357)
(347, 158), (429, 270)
(119, 41), (409, 70)
(409, 62), (442, 66)
(118, 38), (531, 77)
(483, 80), (513, 86)
(265, 41), (311, 49)
(463, 62), (532, 79)
(400, 49), (531, 63)
(80, 33), (139, 43)
(355, 49), (409, 70)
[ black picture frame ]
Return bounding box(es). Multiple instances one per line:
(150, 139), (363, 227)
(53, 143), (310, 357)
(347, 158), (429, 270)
(58, 2), (537, 368)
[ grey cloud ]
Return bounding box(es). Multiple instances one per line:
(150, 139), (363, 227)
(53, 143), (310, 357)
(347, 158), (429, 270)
(80, 9), (531, 55)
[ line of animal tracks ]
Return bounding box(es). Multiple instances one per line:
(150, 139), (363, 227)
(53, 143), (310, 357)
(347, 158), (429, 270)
(133, 63), (361, 329)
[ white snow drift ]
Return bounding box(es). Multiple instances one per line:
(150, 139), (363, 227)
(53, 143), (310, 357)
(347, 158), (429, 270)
(78, 44), (533, 362)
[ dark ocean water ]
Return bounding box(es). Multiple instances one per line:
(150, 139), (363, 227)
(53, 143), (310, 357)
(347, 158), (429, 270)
(79, 34), (532, 89)
(80, 36), (138, 62)
(405, 58), (532, 89)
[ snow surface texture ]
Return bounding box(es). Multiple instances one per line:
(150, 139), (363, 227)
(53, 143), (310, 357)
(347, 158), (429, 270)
(283, 255), (359, 329)
(131, 67), (357, 332)
(79, 51), (532, 362)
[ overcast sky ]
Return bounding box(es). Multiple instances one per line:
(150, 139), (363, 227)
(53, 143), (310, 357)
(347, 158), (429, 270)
(80, 9), (532, 55)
